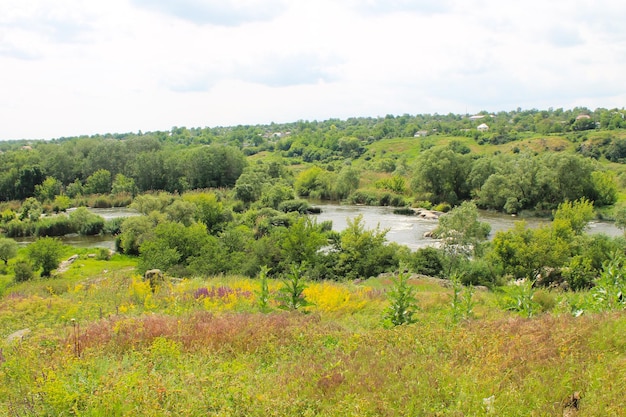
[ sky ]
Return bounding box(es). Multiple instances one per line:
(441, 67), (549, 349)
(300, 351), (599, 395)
(1, 0), (625, 140)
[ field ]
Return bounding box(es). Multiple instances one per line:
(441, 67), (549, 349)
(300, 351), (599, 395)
(1, 253), (625, 416)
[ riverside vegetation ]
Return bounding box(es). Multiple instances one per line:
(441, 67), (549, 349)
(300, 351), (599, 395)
(1, 107), (626, 415)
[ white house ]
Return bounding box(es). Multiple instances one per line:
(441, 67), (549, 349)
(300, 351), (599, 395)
(477, 123), (489, 132)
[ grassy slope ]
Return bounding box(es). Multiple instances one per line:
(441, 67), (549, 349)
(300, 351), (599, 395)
(1, 254), (625, 416)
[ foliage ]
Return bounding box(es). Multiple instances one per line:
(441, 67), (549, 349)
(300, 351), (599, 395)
(26, 237), (64, 277)
(51, 195), (71, 212)
(19, 197), (42, 221)
(0, 237), (18, 265)
(502, 279), (539, 318)
(69, 207), (105, 235)
(592, 252), (626, 311)
(277, 264), (312, 311)
(435, 201), (490, 274)
(84, 169), (112, 195)
(406, 246), (444, 277)
(411, 146), (471, 204)
(552, 198), (594, 235)
(255, 265), (271, 312)
(13, 259), (34, 282)
(383, 269), (418, 326)
(334, 215), (397, 280)
(450, 274), (474, 323)
(615, 207), (626, 234)
(35, 176), (62, 202)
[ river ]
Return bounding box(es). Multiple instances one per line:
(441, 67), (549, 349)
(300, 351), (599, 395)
(15, 205), (623, 251)
(310, 203), (623, 251)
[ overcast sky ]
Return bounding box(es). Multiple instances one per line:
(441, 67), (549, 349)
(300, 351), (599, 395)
(1, 0), (625, 140)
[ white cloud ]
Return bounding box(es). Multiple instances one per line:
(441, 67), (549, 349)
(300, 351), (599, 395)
(1, 0), (625, 139)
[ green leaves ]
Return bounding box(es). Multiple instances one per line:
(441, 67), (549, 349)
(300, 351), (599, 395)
(26, 237), (64, 277)
(384, 269), (418, 327)
(277, 264), (313, 311)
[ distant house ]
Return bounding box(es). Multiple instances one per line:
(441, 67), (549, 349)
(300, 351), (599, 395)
(477, 123), (489, 132)
(469, 114), (485, 121)
(413, 130), (429, 137)
(576, 114), (591, 120)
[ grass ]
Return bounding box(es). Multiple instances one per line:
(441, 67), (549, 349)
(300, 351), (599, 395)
(1, 259), (625, 416)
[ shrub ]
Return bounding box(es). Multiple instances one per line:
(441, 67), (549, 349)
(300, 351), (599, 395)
(27, 237), (64, 277)
(412, 200), (433, 210)
(103, 217), (125, 235)
(408, 247), (444, 277)
(95, 248), (111, 261)
(278, 199), (311, 214)
(13, 260), (34, 282)
(460, 259), (499, 287)
(433, 203), (451, 213)
(34, 215), (74, 237)
(4, 219), (36, 237)
(69, 207), (105, 236)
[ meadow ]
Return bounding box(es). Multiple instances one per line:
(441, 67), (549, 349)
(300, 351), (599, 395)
(1, 252), (624, 416)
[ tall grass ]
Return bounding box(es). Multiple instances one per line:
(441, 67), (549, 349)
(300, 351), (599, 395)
(0, 263), (624, 416)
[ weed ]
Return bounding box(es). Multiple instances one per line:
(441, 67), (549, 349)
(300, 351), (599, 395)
(450, 274), (475, 323)
(255, 265), (271, 312)
(383, 269), (418, 326)
(277, 264), (312, 311)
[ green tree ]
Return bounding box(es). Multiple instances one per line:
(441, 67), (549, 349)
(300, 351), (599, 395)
(35, 176), (62, 202)
(278, 217), (327, 269)
(294, 166), (333, 199)
(591, 171), (618, 206)
(111, 173), (138, 196)
(435, 201), (490, 273)
(69, 207), (105, 235)
(183, 192), (229, 234)
(234, 167), (269, 203)
(27, 237), (64, 277)
(165, 199), (196, 226)
(552, 198), (594, 236)
(335, 215), (396, 279)
(84, 169), (112, 195)
(52, 195), (71, 213)
(333, 166), (360, 199)
(118, 214), (160, 255)
(0, 238), (18, 265)
(19, 197), (43, 221)
(411, 147), (471, 204)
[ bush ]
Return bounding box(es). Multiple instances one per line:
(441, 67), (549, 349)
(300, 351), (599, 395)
(4, 219), (37, 237)
(69, 207), (105, 236)
(27, 237), (64, 277)
(14, 260), (34, 282)
(278, 199), (311, 214)
(459, 259), (499, 287)
(103, 217), (125, 235)
(433, 203), (451, 213)
(95, 248), (111, 261)
(34, 215), (74, 237)
(408, 247), (444, 277)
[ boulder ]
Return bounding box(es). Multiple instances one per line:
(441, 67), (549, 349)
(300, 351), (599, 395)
(144, 269), (164, 292)
(6, 328), (31, 343)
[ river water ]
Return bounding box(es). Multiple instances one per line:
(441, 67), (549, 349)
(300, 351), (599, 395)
(16, 205), (623, 251)
(310, 203), (623, 251)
